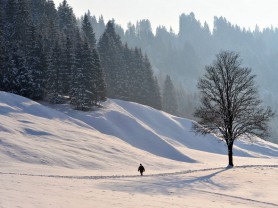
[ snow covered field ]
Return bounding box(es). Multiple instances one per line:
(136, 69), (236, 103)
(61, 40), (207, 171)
(0, 91), (278, 207)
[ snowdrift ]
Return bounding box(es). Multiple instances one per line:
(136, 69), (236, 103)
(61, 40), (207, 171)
(0, 91), (278, 171)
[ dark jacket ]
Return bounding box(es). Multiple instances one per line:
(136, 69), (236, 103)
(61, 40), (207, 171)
(138, 165), (145, 172)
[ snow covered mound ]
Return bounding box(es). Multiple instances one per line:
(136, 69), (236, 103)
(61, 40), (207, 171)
(53, 98), (278, 159)
(0, 91), (278, 172)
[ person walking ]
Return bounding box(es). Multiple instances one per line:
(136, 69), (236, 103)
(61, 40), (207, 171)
(138, 164), (145, 176)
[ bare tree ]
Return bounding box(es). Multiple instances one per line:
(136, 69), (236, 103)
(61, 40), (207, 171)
(193, 51), (274, 167)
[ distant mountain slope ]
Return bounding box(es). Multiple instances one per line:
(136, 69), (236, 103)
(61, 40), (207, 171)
(0, 91), (277, 172)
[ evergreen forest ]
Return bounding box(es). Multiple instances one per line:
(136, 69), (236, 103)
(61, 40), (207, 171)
(0, 0), (161, 111)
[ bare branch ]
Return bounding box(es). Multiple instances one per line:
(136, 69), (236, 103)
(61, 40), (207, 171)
(194, 51), (274, 142)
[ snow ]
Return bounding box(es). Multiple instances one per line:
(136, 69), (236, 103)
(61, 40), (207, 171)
(0, 91), (278, 207)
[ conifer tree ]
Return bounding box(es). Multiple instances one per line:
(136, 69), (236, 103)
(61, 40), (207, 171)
(5, 0), (17, 38)
(39, 0), (59, 59)
(82, 13), (96, 48)
(96, 15), (106, 39)
(143, 55), (162, 109)
(46, 41), (64, 103)
(57, 0), (76, 35)
(162, 75), (178, 115)
(98, 20), (126, 99)
(15, 50), (33, 97)
(2, 0), (18, 92)
(69, 30), (83, 106)
(122, 44), (135, 100)
(81, 41), (97, 105)
(63, 35), (75, 95)
(0, 3), (5, 89)
(57, 34), (68, 94)
(25, 23), (45, 100)
(15, 0), (31, 47)
(0, 0), (4, 35)
(92, 48), (107, 105)
(152, 77), (162, 110)
(70, 31), (95, 110)
(29, 0), (46, 26)
(131, 48), (145, 103)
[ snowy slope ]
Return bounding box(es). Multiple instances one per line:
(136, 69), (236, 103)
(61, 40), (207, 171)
(0, 92), (189, 173)
(49, 97), (278, 160)
(1, 91), (278, 208)
(1, 91), (278, 172)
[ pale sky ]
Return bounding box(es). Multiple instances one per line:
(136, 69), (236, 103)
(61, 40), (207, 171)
(53, 0), (278, 33)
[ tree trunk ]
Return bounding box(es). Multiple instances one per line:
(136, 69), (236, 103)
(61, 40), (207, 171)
(227, 143), (234, 167)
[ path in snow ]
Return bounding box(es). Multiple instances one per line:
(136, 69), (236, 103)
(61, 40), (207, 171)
(1, 164), (277, 180)
(1, 165), (278, 208)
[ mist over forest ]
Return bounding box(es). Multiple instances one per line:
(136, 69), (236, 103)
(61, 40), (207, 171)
(84, 12), (278, 143)
(1, 0), (278, 143)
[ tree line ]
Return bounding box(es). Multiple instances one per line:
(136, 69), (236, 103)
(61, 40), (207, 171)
(84, 12), (278, 141)
(0, 0), (172, 111)
(0, 0), (106, 110)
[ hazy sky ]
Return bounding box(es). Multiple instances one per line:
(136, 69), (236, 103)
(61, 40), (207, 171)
(53, 0), (278, 33)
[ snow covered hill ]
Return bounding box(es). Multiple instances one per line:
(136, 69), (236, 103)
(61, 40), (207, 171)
(1, 91), (278, 208)
(1, 91), (278, 173)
